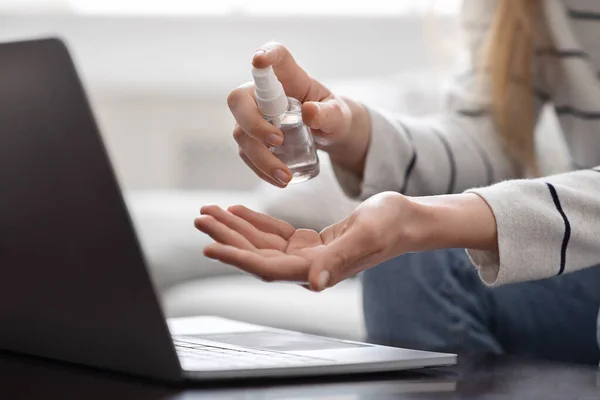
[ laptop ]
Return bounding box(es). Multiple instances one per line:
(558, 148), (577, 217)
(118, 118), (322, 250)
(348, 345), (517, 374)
(0, 37), (456, 383)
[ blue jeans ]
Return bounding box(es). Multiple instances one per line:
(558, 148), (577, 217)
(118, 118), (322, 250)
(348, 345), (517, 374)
(362, 248), (600, 365)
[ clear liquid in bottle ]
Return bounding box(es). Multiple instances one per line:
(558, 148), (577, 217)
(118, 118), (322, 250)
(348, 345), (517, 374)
(269, 98), (319, 184)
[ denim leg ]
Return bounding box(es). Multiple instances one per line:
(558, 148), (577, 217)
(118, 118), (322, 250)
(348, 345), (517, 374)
(491, 264), (600, 364)
(362, 249), (600, 365)
(362, 248), (502, 354)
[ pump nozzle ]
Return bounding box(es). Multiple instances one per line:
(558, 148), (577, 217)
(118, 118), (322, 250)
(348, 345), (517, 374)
(252, 65), (289, 118)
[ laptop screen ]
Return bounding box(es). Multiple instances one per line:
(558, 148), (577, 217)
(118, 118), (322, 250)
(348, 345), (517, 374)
(0, 38), (181, 381)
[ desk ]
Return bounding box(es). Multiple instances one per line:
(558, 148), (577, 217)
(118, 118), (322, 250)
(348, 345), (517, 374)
(1, 352), (598, 399)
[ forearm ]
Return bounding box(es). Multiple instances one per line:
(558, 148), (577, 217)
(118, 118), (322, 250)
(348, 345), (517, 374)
(328, 101), (519, 203)
(408, 193), (499, 253)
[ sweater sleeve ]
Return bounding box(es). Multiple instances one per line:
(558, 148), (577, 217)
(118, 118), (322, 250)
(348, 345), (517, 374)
(466, 168), (600, 286)
(331, 0), (547, 199)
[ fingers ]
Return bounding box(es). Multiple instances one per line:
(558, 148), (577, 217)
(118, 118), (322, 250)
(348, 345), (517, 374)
(200, 205), (287, 251)
(252, 42), (292, 69)
(194, 215), (255, 251)
(239, 150), (285, 188)
(251, 42), (313, 102)
(227, 84), (284, 146)
(234, 129), (292, 185)
(227, 205), (295, 240)
(227, 85), (290, 187)
(204, 243), (310, 283)
(302, 98), (349, 135)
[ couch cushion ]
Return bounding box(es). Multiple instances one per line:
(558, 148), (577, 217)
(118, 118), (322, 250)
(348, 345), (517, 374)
(161, 275), (366, 342)
(124, 190), (260, 291)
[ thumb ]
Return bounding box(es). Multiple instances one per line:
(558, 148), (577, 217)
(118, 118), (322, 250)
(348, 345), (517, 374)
(307, 250), (346, 292)
(302, 98), (348, 135)
(307, 229), (371, 292)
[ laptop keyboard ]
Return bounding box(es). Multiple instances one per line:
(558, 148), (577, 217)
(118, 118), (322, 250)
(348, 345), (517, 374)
(173, 338), (333, 370)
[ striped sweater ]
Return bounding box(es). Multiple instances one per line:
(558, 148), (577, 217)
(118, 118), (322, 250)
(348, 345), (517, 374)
(332, 0), (600, 286)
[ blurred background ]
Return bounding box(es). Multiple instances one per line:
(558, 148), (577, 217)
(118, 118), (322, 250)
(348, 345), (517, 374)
(0, 0), (491, 341)
(0, 0), (463, 191)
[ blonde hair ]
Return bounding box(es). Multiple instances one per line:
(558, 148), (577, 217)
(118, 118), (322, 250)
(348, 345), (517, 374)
(485, 0), (549, 176)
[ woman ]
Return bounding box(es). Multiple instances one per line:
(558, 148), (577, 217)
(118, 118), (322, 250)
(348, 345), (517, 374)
(196, 0), (600, 364)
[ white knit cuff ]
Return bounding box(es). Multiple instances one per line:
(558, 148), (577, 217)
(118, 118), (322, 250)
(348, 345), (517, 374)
(465, 180), (565, 286)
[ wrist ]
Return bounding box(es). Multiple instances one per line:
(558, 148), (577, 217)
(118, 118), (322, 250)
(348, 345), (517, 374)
(326, 97), (371, 178)
(408, 193), (499, 253)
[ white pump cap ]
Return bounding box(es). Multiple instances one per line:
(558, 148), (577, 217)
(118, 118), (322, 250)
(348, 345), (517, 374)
(252, 65), (288, 118)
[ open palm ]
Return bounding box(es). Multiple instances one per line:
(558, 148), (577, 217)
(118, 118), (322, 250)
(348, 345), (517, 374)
(195, 192), (414, 291)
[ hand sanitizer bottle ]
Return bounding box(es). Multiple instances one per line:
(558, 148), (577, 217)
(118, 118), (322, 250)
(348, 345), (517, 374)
(252, 65), (319, 184)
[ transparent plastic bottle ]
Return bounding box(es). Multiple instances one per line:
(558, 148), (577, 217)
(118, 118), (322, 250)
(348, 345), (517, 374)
(252, 66), (319, 184)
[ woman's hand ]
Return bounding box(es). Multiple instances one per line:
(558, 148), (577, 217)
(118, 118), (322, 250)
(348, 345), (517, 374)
(195, 192), (499, 291)
(196, 192), (420, 291)
(227, 42), (371, 188)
